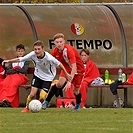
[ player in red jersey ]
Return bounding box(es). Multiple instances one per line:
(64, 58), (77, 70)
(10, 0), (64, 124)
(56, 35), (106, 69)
(42, 33), (85, 112)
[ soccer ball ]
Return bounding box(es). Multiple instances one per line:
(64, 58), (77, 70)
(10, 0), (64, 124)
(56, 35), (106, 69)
(29, 99), (42, 113)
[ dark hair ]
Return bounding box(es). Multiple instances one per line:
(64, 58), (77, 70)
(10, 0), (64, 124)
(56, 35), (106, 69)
(53, 33), (65, 41)
(80, 49), (90, 56)
(16, 44), (25, 50)
(33, 40), (44, 48)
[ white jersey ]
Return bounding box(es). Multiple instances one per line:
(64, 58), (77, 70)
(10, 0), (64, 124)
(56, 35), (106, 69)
(19, 51), (60, 81)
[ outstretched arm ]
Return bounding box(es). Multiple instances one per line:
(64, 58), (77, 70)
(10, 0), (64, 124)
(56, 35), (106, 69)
(2, 58), (20, 65)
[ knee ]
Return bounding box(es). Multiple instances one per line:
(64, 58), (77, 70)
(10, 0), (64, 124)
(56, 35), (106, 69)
(56, 82), (64, 88)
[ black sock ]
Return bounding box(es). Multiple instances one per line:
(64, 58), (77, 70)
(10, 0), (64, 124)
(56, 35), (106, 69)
(75, 93), (81, 104)
(46, 84), (58, 102)
(55, 81), (67, 97)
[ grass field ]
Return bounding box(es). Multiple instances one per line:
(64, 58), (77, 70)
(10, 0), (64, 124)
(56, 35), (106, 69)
(0, 108), (133, 133)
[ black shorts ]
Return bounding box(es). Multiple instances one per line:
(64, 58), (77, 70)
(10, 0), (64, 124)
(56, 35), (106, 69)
(31, 75), (52, 93)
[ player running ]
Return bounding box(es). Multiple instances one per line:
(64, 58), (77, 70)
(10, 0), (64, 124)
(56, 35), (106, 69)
(42, 33), (85, 112)
(3, 40), (72, 112)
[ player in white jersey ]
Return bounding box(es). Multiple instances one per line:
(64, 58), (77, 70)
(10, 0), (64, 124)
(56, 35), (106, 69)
(3, 40), (72, 112)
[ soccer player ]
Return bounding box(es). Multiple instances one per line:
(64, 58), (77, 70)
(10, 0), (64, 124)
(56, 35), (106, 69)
(42, 33), (85, 112)
(2, 40), (71, 112)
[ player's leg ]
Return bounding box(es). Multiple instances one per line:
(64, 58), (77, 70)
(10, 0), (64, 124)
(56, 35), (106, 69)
(72, 74), (83, 112)
(72, 87), (81, 112)
(42, 77), (66, 110)
(54, 72), (68, 97)
(39, 80), (58, 103)
(55, 80), (67, 97)
(39, 90), (48, 103)
(39, 81), (52, 103)
(22, 86), (38, 112)
(22, 75), (41, 113)
(27, 87), (38, 105)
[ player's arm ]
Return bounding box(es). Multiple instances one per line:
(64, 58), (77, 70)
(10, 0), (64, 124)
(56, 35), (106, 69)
(59, 63), (72, 82)
(63, 63), (77, 91)
(70, 63), (77, 81)
(66, 48), (77, 82)
(2, 58), (20, 65)
(2, 52), (33, 65)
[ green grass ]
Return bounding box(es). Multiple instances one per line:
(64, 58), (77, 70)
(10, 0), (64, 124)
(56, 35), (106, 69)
(0, 108), (133, 133)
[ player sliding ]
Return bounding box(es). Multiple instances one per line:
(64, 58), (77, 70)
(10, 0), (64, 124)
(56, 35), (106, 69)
(42, 33), (85, 112)
(2, 40), (72, 113)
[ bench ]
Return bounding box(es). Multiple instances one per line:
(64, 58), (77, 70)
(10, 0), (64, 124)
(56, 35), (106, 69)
(20, 67), (133, 108)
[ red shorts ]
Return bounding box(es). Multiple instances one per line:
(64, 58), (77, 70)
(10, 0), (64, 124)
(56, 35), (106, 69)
(60, 72), (83, 88)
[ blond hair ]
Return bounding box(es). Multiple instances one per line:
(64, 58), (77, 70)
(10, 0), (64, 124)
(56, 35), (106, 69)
(53, 33), (65, 41)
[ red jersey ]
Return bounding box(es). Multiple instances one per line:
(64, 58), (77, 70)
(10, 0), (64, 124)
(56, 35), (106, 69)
(51, 44), (84, 74)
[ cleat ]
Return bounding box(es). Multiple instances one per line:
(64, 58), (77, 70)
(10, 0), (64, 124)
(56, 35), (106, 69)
(2, 99), (11, 107)
(42, 100), (48, 110)
(72, 104), (80, 112)
(75, 104), (80, 111)
(21, 107), (30, 113)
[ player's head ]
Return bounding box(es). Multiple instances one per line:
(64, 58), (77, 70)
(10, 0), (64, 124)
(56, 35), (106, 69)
(33, 40), (44, 58)
(53, 33), (65, 52)
(80, 49), (90, 63)
(16, 44), (25, 57)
